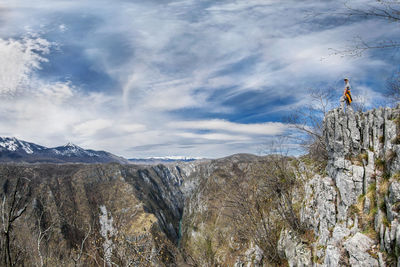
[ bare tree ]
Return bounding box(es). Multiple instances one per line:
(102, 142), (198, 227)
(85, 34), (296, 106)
(218, 153), (304, 265)
(35, 211), (54, 267)
(328, 1), (400, 57)
(70, 223), (91, 267)
(352, 94), (368, 113)
(385, 71), (400, 105)
(0, 168), (31, 267)
(285, 88), (335, 164)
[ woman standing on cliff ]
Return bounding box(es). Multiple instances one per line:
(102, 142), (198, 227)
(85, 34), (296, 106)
(340, 78), (353, 112)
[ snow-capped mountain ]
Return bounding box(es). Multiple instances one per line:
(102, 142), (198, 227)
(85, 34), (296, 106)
(0, 137), (46, 154)
(0, 137), (128, 164)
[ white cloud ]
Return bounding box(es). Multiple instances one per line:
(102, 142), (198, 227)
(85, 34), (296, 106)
(176, 132), (250, 141)
(0, 36), (50, 95)
(59, 24), (67, 32)
(117, 123), (147, 134)
(38, 81), (74, 102)
(73, 119), (113, 137)
(170, 119), (288, 136)
(0, 0), (397, 158)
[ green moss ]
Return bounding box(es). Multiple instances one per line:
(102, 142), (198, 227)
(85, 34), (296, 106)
(361, 226), (378, 240)
(379, 135), (385, 144)
(368, 182), (377, 193)
(393, 172), (400, 181)
(370, 207), (378, 217)
(368, 249), (379, 259)
(383, 172), (391, 180)
(348, 204), (360, 217)
(375, 158), (386, 171)
(382, 215), (390, 227)
(359, 152), (369, 162)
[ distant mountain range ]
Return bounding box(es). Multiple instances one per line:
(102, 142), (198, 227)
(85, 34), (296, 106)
(0, 137), (129, 164)
(128, 156), (201, 165)
(0, 137), (203, 164)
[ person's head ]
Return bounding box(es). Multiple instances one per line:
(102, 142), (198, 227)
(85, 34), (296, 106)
(344, 78), (349, 82)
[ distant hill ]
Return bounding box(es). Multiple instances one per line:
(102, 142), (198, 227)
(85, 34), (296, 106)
(129, 156), (202, 165)
(0, 137), (129, 164)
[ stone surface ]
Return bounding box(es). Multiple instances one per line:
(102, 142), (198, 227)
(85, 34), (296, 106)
(344, 233), (378, 267)
(301, 175), (337, 245)
(299, 106), (400, 266)
(277, 230), (312, 267)
(389, 182), (400, 204)
(324, 245), (340, 267)
(244, 244), (263, 267)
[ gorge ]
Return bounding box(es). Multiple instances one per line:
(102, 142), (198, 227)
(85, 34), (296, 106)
(1, 105), (400, 266)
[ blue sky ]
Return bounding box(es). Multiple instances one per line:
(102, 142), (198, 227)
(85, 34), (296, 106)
(0, 0), (398, 158)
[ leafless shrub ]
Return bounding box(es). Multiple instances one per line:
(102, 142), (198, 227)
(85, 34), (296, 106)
(329, 1), (400, 57)
(220, 154), (304, 265)
(385, 72), (400, 105)
(0, 167), (31, 267)
(285, 88), (335, 165)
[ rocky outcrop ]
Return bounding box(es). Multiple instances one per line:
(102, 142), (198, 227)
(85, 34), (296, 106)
(286, 105), (400, 266)
(344, 233), (379, 266)
(277, 230), (312, 267)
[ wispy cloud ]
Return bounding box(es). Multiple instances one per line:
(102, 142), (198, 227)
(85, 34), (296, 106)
(0, 0), (398, 158)
(0, 36), (50, 95)
(169, 120), (288, 136)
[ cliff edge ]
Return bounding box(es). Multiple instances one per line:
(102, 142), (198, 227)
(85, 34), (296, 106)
(280, 105), (400, 266)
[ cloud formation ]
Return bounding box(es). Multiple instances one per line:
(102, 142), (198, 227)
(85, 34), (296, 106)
(0, 36), (50, 95)
(0, 0), (398, 158)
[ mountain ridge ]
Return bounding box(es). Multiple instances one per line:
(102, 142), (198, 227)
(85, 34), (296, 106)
(0, 137), (129, 164)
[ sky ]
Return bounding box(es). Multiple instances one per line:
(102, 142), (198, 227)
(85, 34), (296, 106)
(0, 0), (399, 158)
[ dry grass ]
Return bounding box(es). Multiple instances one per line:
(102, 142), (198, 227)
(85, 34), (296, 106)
(378, 179), (390, 196)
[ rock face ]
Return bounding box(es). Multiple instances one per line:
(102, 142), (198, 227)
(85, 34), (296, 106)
(277, 230), (312, 267)
(344, 233), (379, 266)
(288, 105), (400, 266)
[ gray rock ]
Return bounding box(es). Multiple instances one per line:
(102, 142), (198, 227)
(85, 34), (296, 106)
(364, 196), (371, 214)
(344, 233), (378, 267)
(375, 210), (384, 233)
(390, 219), (398, 242)
(277, 230), (312, 267)
(301, 106), (400, 267)
(384, 227), (391, 252)
(379, 252), (386, 267)
(380, 224), (385, 250)
(396, 224), (400, 248)
(301, 176), (337, 245)
(244, 244), (263, 267)
(389, 182), (400, 204)
(330, 224), (350, 245)
(324, 245), (340, 267)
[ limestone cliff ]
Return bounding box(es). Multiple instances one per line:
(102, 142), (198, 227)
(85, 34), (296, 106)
(279, 105), (400, 266)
